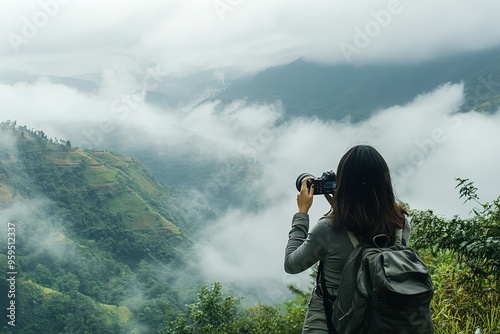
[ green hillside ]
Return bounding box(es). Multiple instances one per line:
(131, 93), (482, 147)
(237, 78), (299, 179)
(0, 121), (198, 333)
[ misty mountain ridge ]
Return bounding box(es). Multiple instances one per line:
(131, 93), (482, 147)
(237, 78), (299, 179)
(204, 46), (500, 122)
(4, 47), (498, 123)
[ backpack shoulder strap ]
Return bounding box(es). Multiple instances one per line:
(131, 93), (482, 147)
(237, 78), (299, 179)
(394, 228), (403, 246)
(317, 261), (337, 334)
(346, 230), (359, 248)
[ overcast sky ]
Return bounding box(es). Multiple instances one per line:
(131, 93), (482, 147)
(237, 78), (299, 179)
(2, 0), (500, 76)
(1, 0), (500, 305)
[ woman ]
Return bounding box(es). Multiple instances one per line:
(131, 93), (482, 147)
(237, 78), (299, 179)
(284, 144), (410, 333)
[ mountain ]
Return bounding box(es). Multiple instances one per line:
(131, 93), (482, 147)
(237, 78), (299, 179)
(462, 52), (500, 113)
(208, 47), (500, 121)
(0, 121), (199, 333)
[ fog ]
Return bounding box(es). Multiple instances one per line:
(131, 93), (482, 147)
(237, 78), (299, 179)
(1, 0), (500, 307)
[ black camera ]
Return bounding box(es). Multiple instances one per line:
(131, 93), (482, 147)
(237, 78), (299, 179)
(295, 170), (336, 195)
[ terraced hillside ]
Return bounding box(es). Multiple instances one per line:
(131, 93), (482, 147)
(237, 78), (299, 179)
(0, 121), (195, 333)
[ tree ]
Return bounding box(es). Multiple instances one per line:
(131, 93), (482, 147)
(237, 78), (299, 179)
(160, 282), (307, 334)
(410, 178), (500, 292)
(161, 282), (241, 334)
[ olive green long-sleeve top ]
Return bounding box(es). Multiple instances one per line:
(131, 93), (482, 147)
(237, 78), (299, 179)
(284, 212), (411, 296)
(284, 212), (352, 296)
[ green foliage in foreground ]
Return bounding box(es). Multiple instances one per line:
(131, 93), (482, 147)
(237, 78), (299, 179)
(160, 282), (307, 334)
(423, 251), (500, 334)
(161, 256), (500, 334)
(410, 178), (500, 333)
(411, 178), (500, 292)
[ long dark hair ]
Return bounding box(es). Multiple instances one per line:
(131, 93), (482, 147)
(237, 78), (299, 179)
(329, 145), (406, 242)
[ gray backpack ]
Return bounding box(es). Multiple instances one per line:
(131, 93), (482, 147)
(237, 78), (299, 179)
(320, 229), (435, 334)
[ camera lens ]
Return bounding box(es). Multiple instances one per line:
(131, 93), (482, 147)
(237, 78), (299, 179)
(296, 173), (314, 191)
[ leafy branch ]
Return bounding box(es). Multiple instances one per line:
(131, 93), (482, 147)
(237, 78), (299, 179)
(411, 178), (500, 293)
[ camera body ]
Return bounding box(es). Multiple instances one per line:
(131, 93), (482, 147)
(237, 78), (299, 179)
(296, 170), (336, 195)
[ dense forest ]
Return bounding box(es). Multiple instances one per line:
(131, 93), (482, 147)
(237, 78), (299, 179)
(0, 120), (499, 333)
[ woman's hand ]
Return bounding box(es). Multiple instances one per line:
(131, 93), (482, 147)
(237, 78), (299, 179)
(297, 177), (314, 213)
